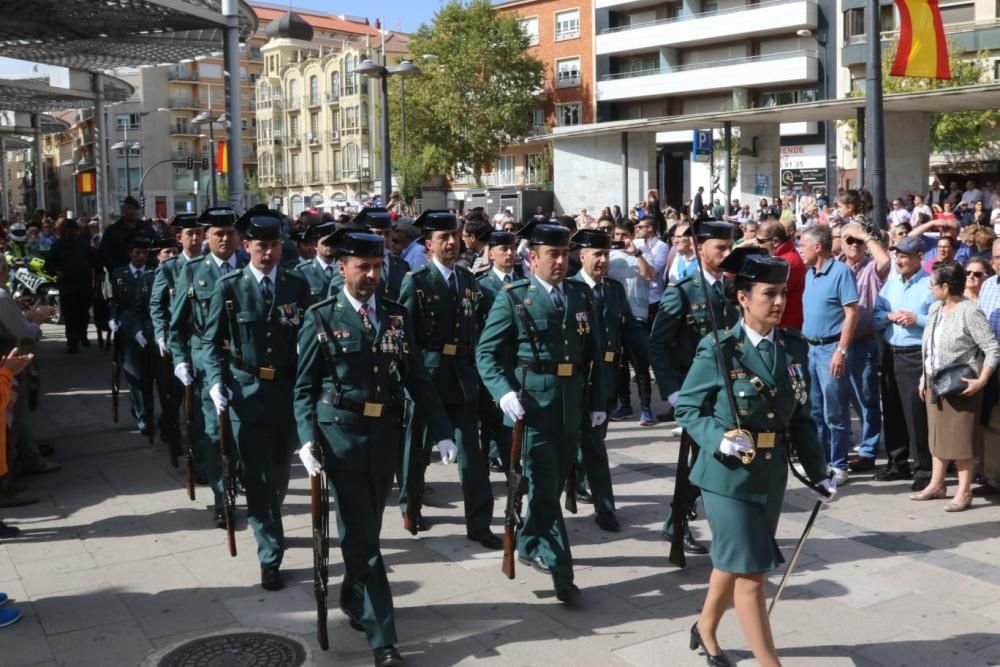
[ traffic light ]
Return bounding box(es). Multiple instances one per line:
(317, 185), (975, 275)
(185, 156), (193, 170)
(201, 157), (209, 170)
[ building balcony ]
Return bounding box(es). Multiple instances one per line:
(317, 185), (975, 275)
(168, 96), (200, 109)
(327, 130), (340, 143)
(171, 151), (206, 162)
(596, 0), (817, 55)
(287, 98), (302, 111)
(258, 135), (283, 145)
(308, 95), (322, 108)
(307, 170), (327, 185)
(167, 70), (199, 82)
(287, 174), (303, 186)
(596, 51), (818, 102)
(170, 127), (199, 136)
(288, 137), (302, 148)
(260, 174), (284, 187)
(841, 18), (1000, 67)
(325, 91), (339, 104)
(305, 132), (322, 146)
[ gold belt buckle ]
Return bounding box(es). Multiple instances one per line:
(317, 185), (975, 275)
(756, 432), (776, 448)
(363, 402), (384, 418)
(557, 363), (573, 377)
(442, 343), (458, 356)
(604, 351), (615, 363)
(258, 366), (276, 381)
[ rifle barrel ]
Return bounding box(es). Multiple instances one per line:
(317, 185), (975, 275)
(501, 418), (526, 580)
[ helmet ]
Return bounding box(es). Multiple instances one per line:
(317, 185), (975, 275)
(8, 223), (27, 241)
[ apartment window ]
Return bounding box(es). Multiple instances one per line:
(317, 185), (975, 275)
(530, 108), (545, 126)
(495, 155), (516, 185)
(310, 112), (319, 136)
(939, 0), (974, 23)
(309, 75), (319, 105)
(331, 72), (340, 97)
(290, 154), (300, 180)
(555, 9), (580, 40)
(311, 152), (320, 176)
(520, 17), (539, 46)
(556, 58), (581, 88)
(116, 113), (140, 129)
(333, 150), (342, 180)
(290, 116), (299, 137)
(345, 144), (358, 172)
(198, 62), (222, 79)
(525, 153), (541, 184)
(116, 145), (141, 157)
(844, 6), (896, 43)
(173, 167), (193, 190)
(758, 88), (817, 107)
(558, 102), (581, 126)
(288, 79), (299, 106)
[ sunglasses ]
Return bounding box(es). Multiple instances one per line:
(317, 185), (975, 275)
(967, 270), (986, 278)
(754, 236), (775, 244)
(843, 237), (866, 246)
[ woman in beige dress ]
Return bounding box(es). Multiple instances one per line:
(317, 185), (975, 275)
(917, 261), (1000, 510)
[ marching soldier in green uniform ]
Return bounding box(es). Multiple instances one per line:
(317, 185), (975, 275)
(110, 235), (155, 436)
(327, 208), (410, 301)
(292, 219), (337, 300)
(398, 210), (497, 547)
(150, 214), (203, 461)
(476, 221), (607, 603)
(677, 247), (836, 667)
(649, 220), (740, 557)
(202, 210), (312, 591)
(169, 207), (246, 527)
(295, 229), (456, 667)
(569, 228), (642, 532)
(476, 230), (521, 473)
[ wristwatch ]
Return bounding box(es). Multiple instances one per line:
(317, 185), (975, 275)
(836, 346), (848, 357)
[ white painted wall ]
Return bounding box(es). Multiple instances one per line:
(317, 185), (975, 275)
(885, 111), (931, 201)
(552, 132), (657, 213)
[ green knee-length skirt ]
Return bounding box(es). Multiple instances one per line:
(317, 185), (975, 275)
(701, 487), (786, 574)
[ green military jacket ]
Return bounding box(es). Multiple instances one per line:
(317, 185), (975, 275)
(150, 253), (198, 345)
(202, 266), (311, 425)
(476, 274), (606, 433)
(327, 252), (409, 302)
(476, 267), (523, 317)
(400, 261), (488, 406)
(293, 290), (452, 473)
(676, 324), (828, 505)
(168, 254), (247, 370)
(568, 272), (641, 400)
(293, 256), (337, 300)
(110, 265), (154, 377)
(649, 270), (740, 401)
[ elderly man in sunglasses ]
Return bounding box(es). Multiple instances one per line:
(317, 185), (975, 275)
(839, 223), (892, 473)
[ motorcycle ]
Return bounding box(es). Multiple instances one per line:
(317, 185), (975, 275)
(10, 257), (61, 324)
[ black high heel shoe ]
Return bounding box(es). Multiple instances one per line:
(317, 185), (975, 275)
(690, 622), (733, 667)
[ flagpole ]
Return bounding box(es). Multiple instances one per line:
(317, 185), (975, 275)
(865, 0), (887, 228)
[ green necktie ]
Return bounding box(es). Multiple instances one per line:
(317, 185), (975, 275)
(594, 282), (605, 307)
(261, 276), (273, 302)
(551, 287), (564, 312)
(758, 338), (774, 371)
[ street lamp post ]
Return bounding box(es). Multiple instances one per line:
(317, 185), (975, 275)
(193, 111), (227, 207)
(356, 58), (420, 204)
(865, 0), (887, 227)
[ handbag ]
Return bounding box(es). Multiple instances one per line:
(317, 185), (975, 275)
(932, 361), (977, 398)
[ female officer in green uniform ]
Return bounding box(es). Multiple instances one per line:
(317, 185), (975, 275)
(675, 247), (837, 667)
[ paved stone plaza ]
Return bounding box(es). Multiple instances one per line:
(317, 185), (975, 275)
(3, 326), (1000, 666)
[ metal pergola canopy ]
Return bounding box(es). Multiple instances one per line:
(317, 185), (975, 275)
(0, 112), (70, 135)
(0, 0), (258, 70)
(0, 76), (133, 112)
(0, 137), (32, 151)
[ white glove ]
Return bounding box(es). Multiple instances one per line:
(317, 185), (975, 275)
(499, 391), (525, 421)
(437, 439), (458, 465)
(134, 332), (147, 348)
(718, 432), (754, 458)
(817, 478), (838, 503)
(668, 391), (680, 407)
(174, 362), (194, 386)
(298, 442), (322, 477)
(108, 319), (120, 333)
(590, 411), (607, 428)
(157, 338), (169, 358)
(209, 383), (232, 413)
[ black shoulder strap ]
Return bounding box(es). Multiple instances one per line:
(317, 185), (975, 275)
(310, 309), (344, 395)
(222, 282), (240, 359)
(504, 287), (542, 364)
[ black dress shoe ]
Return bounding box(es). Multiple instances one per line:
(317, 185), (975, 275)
(340, 607), (364, 632)
(373, 645), (403, 667)
(576, 488), (593, 504)
(517, 554), (550, 573)
(80, 338), (91, 348)
(555, 582), (581, 604)
(683, 533), (708, 555)
(911, 476), (931, 492)
(873, 466), (912, 481)
(848, 456), (876, 472)
(213, 509), (226, 529)
(39, 444), (55, 458)
(595, 513), (620, 532)
(414, 514), (429, 532)
(489, 457), (505, 473)
(260, 566), (283, 591)
(689, 622), (733, 667)
(467, 530), (503, 550)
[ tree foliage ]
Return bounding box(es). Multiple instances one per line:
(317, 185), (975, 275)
(387, 0), (545, 181)
(846, 39), (1000, 156)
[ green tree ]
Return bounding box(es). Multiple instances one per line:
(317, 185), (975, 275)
(845, 39), (1000, 155)
(387, 0), (544, 183)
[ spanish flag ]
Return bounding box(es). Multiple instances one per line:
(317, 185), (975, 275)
(891, 0), (951, 80)
(77, 171), (95, 194)
(215, 140), (228, 174)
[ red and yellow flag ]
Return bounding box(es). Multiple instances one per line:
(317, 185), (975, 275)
(77, 171), (95, 194)
(891, 0), (951, 80)
(215, 140), (228, 174)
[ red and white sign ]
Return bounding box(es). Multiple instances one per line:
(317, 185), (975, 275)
(780, 144), (825, 170)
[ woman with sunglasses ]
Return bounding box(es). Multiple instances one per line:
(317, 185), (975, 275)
(963, 258), (993, 305)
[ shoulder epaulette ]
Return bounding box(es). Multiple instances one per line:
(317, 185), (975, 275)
(307, 295), (337, 312)
(779, 327), (804, 341)
(218, 270), (242, 283)
(382, 298), (406, 312)
(508, 278), (530, 289)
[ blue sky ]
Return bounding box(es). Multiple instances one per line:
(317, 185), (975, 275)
(0, 1), (451, 76)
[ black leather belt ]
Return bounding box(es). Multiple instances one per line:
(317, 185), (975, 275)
(518, 358), (584, 377)
(230, 356), (289, 381)
(804, 334), (841, 346)
(890, 344), (921, 352)
(320, 391), (403, 419)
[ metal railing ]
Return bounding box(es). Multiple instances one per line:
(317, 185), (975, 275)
(599, 50), (817, 81)
(328, 130), (340, 143)
(599, 0), (811, 34)
(170, 126), (198, 135)
(167, 70), (199, 81)
(325, 90), (339, 103)
(308, 95), (321, 107)
(845, 16), (1000, 45)
(168, 96), (198, 108)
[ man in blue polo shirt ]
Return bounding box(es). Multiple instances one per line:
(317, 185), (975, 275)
(801, 224), (859, 484)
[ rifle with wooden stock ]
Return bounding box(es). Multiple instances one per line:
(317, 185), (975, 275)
(217, 406), (237, 557)
(310, 442), (330, 650)
(162, 351), (180, 468)
(501, 414), (526, 580)
(111, 330), (122, 423)
(183, 384), (196, 501)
